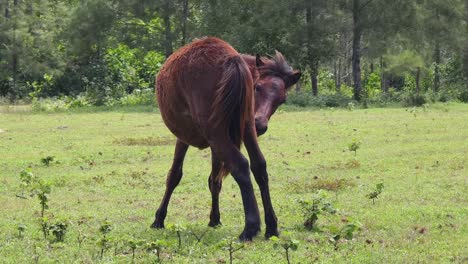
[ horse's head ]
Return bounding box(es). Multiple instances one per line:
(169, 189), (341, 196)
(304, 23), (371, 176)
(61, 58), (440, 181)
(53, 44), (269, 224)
(253, 51), (301, 136)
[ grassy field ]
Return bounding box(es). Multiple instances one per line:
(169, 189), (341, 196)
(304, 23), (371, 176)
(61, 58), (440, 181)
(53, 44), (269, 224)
(0, 103), (467, 263)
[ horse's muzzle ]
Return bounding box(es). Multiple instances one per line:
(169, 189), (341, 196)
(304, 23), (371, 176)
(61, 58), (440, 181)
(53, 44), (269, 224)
(255, 118), (268, 136)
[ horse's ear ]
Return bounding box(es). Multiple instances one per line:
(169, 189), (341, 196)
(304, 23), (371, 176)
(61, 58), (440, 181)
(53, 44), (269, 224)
(286, 71), (302, 88)
(256, 54), (265, 67)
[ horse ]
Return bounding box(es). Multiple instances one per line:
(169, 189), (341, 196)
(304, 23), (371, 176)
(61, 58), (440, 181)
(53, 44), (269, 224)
(152, 37), (301, 241)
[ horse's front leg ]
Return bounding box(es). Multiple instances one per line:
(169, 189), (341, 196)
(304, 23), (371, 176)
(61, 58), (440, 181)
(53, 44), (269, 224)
(208, 152), (224, 227)
(244, 124), (279, 238)
(151, 139), (189, 228)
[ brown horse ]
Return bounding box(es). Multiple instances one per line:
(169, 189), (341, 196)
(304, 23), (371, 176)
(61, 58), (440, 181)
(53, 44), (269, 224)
(152, 37), (301, 241)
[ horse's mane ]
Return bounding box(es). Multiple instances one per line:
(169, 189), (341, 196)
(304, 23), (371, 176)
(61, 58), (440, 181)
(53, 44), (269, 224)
(241, 51), (294, 80)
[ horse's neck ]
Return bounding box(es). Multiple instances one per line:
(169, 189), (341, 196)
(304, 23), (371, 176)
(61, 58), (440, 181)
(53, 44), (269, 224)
(240, 54), (259, 81)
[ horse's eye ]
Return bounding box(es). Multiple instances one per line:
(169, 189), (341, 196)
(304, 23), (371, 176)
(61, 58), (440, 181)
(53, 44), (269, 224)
(254, 84), (261, 92)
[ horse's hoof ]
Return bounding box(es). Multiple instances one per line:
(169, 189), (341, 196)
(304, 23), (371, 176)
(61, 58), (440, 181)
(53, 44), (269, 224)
(208, 221), (222, 228)
(150, 221), (165, 229)
(238, 227), (260, 242)
(265, 229), (279, 239)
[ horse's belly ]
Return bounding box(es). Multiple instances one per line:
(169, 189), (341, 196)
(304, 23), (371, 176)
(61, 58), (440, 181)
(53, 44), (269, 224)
(161, 108), (209, 149)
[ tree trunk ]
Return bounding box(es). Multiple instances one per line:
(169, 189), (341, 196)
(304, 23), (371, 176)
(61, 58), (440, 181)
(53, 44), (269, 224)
(5, 3), (9, 18)
(380, 56), (386, 93)
(337, 58), (342, 92)
(344, 34), (352, 87)
(163, 0), (173, 58)
(415, 67), (420, 95)
(463, 2), (468, 82)
(433, 41), (441, 92)
(12, 0), (19, 96)
(352, 0), (362, 101)
(26, 0), (33, 15)
(311, 68), (318, 96)
(295, 80), (301, 94)
(305, 0), (318, 96)
(334, 60), (339, 92)
(181, 0), (189, 45)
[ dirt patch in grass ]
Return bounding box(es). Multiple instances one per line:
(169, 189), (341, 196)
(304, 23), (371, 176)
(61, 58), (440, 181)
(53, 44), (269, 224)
(317, 159), (361, 170)
(290, 177), (355, 193)
(113, 136), (174, 146)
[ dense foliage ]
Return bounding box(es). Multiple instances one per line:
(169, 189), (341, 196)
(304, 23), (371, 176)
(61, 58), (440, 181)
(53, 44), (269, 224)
(0, 0), (467, 106)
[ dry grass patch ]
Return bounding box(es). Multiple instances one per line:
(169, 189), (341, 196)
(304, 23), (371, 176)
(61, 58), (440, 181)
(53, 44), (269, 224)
(289, 177), (355, 193)
(113, 136), (174, 146)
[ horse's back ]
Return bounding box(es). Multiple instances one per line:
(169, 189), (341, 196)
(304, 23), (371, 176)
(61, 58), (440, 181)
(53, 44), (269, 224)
(156, 37), (240, 148)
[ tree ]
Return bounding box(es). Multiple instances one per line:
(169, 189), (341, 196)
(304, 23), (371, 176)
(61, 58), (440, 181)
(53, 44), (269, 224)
(0, 0), (465, 102)
(351, 0), (363, 101)
(162, 0), (173, 58)
(419, 0), (465, 92)
(462, 0), (468, 83)
(180, 0), (189, 45)
(340, 0), (416, 100)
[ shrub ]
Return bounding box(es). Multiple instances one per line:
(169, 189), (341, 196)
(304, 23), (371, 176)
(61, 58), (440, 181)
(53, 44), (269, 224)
(31, 95), (90, 111)
(32, 97), (69, 111)
(66, 95), (90, 108)
(339, 84), (354, 97)
(286, 92), (355, 108)
(297, 191), (336, 230)
(402, 93), (426, 107)
(286, 92), (315, 107)
(459, 89), (468, 103)
(363, 72), (382, 100)
(119, 89), (155, 106)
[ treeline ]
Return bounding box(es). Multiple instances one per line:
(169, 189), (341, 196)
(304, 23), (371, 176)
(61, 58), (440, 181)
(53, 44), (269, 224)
(0, 0), (467, 106)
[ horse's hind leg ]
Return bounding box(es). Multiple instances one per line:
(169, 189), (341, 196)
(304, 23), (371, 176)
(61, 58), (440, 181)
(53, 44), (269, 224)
(208, 153), (223, 227)
(209, 138), (261, 241)
(151, 139), (189, 228)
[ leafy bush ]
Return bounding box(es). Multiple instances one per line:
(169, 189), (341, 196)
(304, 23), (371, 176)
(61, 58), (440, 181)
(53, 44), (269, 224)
(320, 94), (355, 107)
(119, 89), (155, 106)
(286, 92), (356, 108)
(286, 92), (315, 107)
(366, 89), (403, 106)
(459, 89), (468, 103)
(318, 69), (336, 94)
(83, 64), (126, 106)
(363, 72), (382, 99)
(32, 97), (69, 112)
(31, 95), (90, 112)
(67, 95), (90, 108)
(105, 44), (164, 94)
(297, 191), (336, 230)
(339, 84), (354, 97)
(402, 93), (426, 107)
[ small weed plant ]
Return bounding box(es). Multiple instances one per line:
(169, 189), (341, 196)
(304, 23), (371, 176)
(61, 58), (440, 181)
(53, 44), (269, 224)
(348, 139), (361, 156)
(97, 220), (113, 258)
(49, 219), (68, 242)
(270, 233), (300, 264)
(297, 191), (336, 230)
(167, 223), (186, 249)
(329, 223), (360, 250)
(40, 156), (55, 166)
(125, 238), (144, 261)
(17, 223), (27, 239)
(366, 183), (384, 204)
(220, 237), (244, 264)
(145, 240), (168, 263)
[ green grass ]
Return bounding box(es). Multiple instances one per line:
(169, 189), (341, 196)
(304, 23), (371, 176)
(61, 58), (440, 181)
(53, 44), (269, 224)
(0, 103), (467, 263)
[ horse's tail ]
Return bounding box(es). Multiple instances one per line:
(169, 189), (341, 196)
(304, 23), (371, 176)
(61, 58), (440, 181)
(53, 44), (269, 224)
(210, 55), (253, 150)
